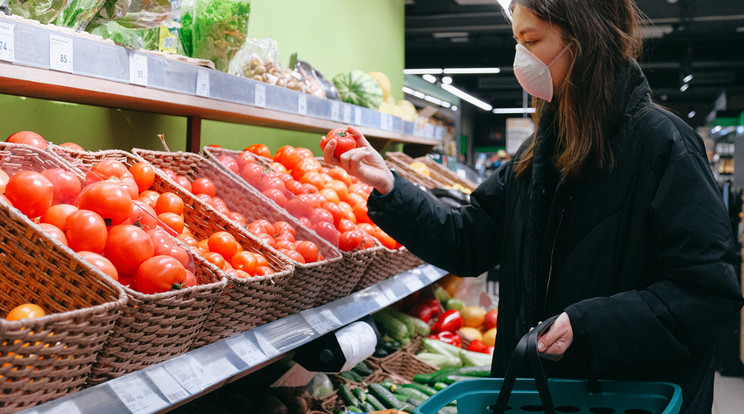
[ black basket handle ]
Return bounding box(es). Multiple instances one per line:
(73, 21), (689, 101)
(490, 314), (560, 414)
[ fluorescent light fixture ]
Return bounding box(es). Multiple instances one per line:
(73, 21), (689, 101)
(680, 83), (689, 92)
(451, 106), (458, 111)
(441, 84), (493, 111)
(712, 126), (722, 133)
(441, 101), (451, 108)
(683, 74), (693, 83)
(424, 95), (444, 106)
(442, 76), (453, 85)
(492, 107), (537, 114)
(737, 27), (744, 33)
(737, 126), (744, 135)
(443, 67), (501, 74)
(433, 32), (469, 38)
(497, 0), (512, 22)
(640, 25), (673, 39)
(687, 110), (696, 119)
(422, 74), (437, 83)
(403, 68), (443, 75)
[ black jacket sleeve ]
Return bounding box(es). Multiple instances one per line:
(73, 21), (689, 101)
(565, 145), (744, 373)
(366, 164), (512, 277)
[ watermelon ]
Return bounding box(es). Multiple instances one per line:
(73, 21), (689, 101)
(332, 70), (383, 110)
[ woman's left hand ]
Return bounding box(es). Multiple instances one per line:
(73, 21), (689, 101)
(537, 312), (573, 361)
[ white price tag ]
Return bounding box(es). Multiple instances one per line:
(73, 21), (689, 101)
(196, 69), (210, 97)
(297, 94), (308, 115)
(254, 329), (280, 358)
(109, 375), (168, 414)
(342, 105), (352, 123)
(129, 53), (148, 86)
(43, 400), (82, 414)
(200, 357), (238, 387)
(422, 266), (441, 282)
(331, 101), (340, 121)
(371, 287), (389, 308)
(146, 367), (189, 403)
(0, 21), (15, 63)
(255, 83), (266, 107)
(49, 35), (73, 73)
(401, 274), (424, 292)
(164, 356), (203, 394)
(354, 107), (362, 125)
(226, 335), (266, 367)
(382, 285), (399, 302)
(301, 308), (342, 335)
(379, 114), (388, 130)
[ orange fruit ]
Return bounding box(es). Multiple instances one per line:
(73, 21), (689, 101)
(461, 306), (486, 328)
(482, 327), (497, 347)
(6, 303), (45, 321)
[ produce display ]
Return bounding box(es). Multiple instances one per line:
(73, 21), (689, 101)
(333, 70), (384, 110)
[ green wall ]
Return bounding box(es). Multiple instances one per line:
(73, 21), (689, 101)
(1, 0), (405, 154)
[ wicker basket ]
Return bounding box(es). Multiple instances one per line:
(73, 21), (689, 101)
(132, 148), (343, 319)
(384, 158), (442, 190)
(414, 156), (477, 191)
(202, 146), (382, 308)
(380, 350), (439, 383)
(0, 143), (128, 412)
(355, 246), (424, 292)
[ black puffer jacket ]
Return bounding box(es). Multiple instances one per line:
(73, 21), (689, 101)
(367, 60), (744, 413)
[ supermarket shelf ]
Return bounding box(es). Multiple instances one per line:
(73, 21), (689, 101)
(19, 264), (446, 414)
(0, 16), (445, 151)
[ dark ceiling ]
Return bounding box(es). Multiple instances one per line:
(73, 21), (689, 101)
(404, 0), (744, 128)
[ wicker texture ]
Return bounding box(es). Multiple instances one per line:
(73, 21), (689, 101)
(133, 148), (340, 320)
(0, 143), (128, 412)
(415, 156), (477, 191)
(48, 147), (234, 380)
(380, 350), (438, 383)
(202, 146), (381, 308)
(355, 247), (424, 292)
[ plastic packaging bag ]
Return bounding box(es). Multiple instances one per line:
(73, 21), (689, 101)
(54, 0), (106, 30)
(228, 37), (282, 83)
(295, 59), (339, 99)
(96, 0), (176, 29)
(185, 0), (250, 71)
(8, 0), (70, 24)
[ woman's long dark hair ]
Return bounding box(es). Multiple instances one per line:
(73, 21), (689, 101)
(511, 0), (645, 179)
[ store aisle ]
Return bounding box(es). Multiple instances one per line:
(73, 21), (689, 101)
(713, 372), (744, 413)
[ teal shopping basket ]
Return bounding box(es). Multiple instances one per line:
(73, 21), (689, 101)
(415, 315), (682, 414)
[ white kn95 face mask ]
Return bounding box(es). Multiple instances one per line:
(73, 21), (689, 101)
(513, 43), (569, 102)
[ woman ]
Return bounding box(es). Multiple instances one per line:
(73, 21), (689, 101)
(323, 0), (743, 412)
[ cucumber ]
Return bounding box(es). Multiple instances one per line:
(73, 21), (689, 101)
(401, 382), (438, 396)
(345, 406), (363, 413)
(394, 385), (430, 402)
(433, 381), (449, 391)
(372, 310), (409, 343)
(382, 307), (431, 336)
(361, 401), (375, 412)
(394, 393), (410, 402)
(380, 378), (397, 392)
(427, 368), (459, 385)
(352, 387), (367, 404)
(438, 407), (458, 414)
(338, 384), (360, 407)
(448, 366), (491, 377)
(339, 370), (364, 382)
(365, 392), (386, 411)
(443, 374), (479, 384)
(413, 372), (436, 384)
(368, 383), (404, 410)
(352, 361), (374, 377)
(405, 397), (423, 407)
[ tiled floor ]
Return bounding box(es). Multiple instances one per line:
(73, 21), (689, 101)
(713, 372), (744, 414)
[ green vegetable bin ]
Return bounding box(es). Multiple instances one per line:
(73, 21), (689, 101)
(415, 315), (682, 414)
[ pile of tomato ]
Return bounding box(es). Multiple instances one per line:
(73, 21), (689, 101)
(215, 142), (399, 253)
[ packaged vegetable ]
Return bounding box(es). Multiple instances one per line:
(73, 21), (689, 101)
(9, 0), (70, 24)
(332, 70), (383, 110)
(186, 0), (251, 71)
(304, 372), (333, 399)
(54, 0), (106, 30)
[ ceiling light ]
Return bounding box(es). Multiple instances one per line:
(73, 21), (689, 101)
(687, 110), (696, 119)
(666, 0), (678, 3)
(433, 32), (469, 38)
(422, 74), (437, 83)
(440, 84), (493, 111)
(403, 69), (443, 75)
(442, 76), (453, 85)
(443, 67), (501, 75)
(680, 83), (689, 92)
(424, 95), (444, 106)
(682, 74), (693, 83)
(737, 27), (744, 33)
(497, 0), (512, 22)
(492, 107), (537, 114)
(452, 106), (458, 111)
(712, 126), (722, 133)
(640, 25), (673, 39)
(440, 101), (451, 108)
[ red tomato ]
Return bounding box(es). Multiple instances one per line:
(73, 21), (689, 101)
(254, 266), (273, 276)
(135, 255), (188, 294)
(66, 209), (108, 253)
(5, 170), (54, 217)
(262, 188), (288, 207)
(129, 162), (155, 193)
(321, 128), (357, 158)
(339, 229), (366, 252)
(208, 231), (239, 260)
(319, 188), (340, 204)
(41, 203), (78, 231)
(256, 233), (276, 249)
(158, 212), (185, 235)
(169, 244), (191, 268)
(105, 224), (155, 275)
(310, 207), (334, 224)
(295, 240), (319, 263)
(285, 179), (305, 195)
(295, 147), (315, 161)
(155, 192), (185, 216)
(273, 145), (300, 169)
(78, 181), (133, 226)
(211, 197), (229, 214)
(217, 155), (239, 173)
(275, 239), (296, 251)
(227, 211), (247, 227)
(78, 251), (119, 281)
(284, 197), (314, 219)
(353, 203), (372, 225)
(280, 248), (305, 264)
(337, 218), (357, 233)
(236, 152), (256, 170)
(124, 200), (158, 230)
(174, 175), (192, 192)
(484, 309), (499, 330)
(138, 190), (160, 208)
(160, 168), (177, 180)
(58, 142), (84, 151)
(202, 251), (227, 270)
(184, 270), (197, 287)
(248, 219), (275, 236)
(41, 168), (82, 205)
(245, 143), (271, 159)
(298, 216), (312, 228)
(230, 251), (258, 274)
(274, 230), (295, 243)
(38, 223), (68, 247)
(312, 221), (340, 248)
(6, 131), (48, 150)
(191, 177), (216, 197)
(148, 228), (176, 256)
(86, 159), (133, 185)
(253, 253), (269, 268)
(273, 221), (296, 238)
(0, 168), (8, 194)
(327, 166), (353, 187)
(291, 158), (322, 181)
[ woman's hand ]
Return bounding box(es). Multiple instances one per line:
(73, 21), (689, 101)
(322, 125), (395, 194)
(537, 312), (573, 361)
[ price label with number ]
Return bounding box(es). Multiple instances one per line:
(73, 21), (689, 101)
(49, 35), (73, 73)
(0, 21), (15, 63)
(255, 83), (266, 107)
(129, 53), (148, 86)
(371, 286), (390, 308)
(146, 367), (189, 403)
(422, 265), (442, 282)
(254, 329), (280, 358)
(354, 107), (362, 125)
(401, 274), (425, 292)
(196, 69), (210, 97)
(164, 356), (203, 394)
(44, 400), (82, 414)
(109, 375), (168, 414)
(331, 101), (340, 121)
(226, 334), (266, 367)
(297, 94), (308, 115)
(200, 357), (238, 387)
